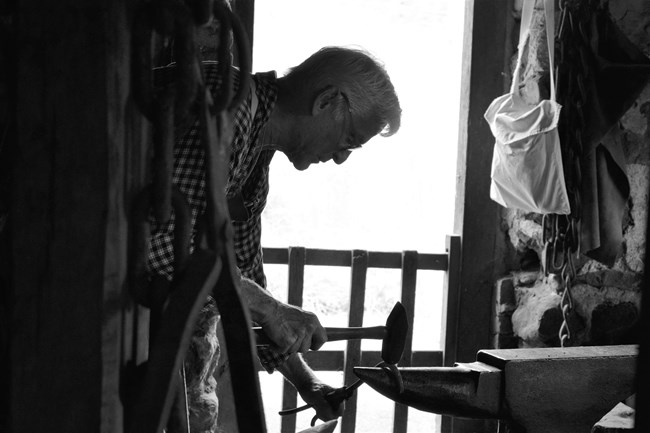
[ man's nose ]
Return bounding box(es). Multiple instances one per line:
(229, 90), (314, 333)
(332, 150), (351, 164)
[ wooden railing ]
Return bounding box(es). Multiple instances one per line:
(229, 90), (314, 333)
(261, 235), (461, 433)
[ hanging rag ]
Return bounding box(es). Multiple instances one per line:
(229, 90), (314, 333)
(560, 3), (650, 266)
(485, 0), (571, 215)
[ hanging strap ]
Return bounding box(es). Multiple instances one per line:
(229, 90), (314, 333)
(509, 0), (535, 94)
(544, 0), (556, 101)
(249, 77), (259, 120)
(510, 0), (557, 102)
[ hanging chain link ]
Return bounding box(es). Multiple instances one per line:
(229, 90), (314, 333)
(540, 0), (585, 348)
(542, 214), (579, 347)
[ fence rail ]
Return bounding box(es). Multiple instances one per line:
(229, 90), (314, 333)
(261, 235), (461, 433)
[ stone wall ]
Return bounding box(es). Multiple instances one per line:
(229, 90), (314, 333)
(493, 0), (648, 349)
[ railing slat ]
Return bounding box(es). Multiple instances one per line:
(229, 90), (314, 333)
(281, 247), (305, 433)
(393, 251), (419, 433)
(441, 235), (461, 367)
(341, 250), (368, 433)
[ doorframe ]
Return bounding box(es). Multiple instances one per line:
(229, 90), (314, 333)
(448, 0), (514, 431)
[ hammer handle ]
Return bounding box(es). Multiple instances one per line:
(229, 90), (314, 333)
(325, 326), (387, 341)
(253, 326), (387, 346)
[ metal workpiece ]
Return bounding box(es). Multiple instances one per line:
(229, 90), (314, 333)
(353, 362), (503, 419)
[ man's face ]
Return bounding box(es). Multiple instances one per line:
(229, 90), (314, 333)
(285, 92), (371, 171)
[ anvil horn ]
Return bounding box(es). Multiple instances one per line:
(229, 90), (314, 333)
(353, 363), (503, 419)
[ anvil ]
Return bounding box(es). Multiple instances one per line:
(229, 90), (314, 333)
(355, 345), (637, 433)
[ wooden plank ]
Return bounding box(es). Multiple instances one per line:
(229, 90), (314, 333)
(341, 250), (368, 433)
(452, 0), (511, 361)
(105, 2), (146, 431)
(10, 3), (137, 433)
(281, 247), (305, 433)
(393, 251), (418, 433)
(263, 247), (448, 271)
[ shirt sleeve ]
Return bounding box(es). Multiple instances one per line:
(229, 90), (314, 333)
(232, 214), (267, 288)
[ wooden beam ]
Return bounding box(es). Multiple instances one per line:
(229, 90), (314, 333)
(452, 0), (512, 368)
(449, 0), (513, 431)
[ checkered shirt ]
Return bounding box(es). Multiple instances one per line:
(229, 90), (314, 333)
(148, 61), (289, 371)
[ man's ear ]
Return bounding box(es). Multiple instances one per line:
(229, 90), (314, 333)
(312, 85), (340, 115)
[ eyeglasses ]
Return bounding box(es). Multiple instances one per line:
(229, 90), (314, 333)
(340, 93), (362, 151)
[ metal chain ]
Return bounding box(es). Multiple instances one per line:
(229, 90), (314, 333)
(540, 0), (586, 348)
(542, 214), (579, 347)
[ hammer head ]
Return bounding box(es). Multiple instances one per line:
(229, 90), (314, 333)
(381, 301), (409, 364)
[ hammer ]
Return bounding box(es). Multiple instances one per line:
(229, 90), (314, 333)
(253, 301), (408, 365)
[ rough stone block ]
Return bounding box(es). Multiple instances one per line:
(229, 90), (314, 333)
(494, 276), (516, 310)
(511, 276), (562, 346)
(624, 164), (650, 273)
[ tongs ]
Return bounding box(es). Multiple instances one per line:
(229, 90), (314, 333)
(279, 362), (404, 427)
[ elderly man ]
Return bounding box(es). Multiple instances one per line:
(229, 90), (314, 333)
(150, 46), (401, 431)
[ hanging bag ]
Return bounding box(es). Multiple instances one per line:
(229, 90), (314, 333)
(484, 0), (570, 215)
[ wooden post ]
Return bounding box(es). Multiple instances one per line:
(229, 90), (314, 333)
(8, 2), (145, 433)
(450, 0), (513, 430)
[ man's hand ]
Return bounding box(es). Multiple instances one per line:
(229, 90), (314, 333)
(238, 276), (327, 355)
(259, 302), (327, 354)
(277, 354), (344, 423)
(298, 380), (344, 422)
